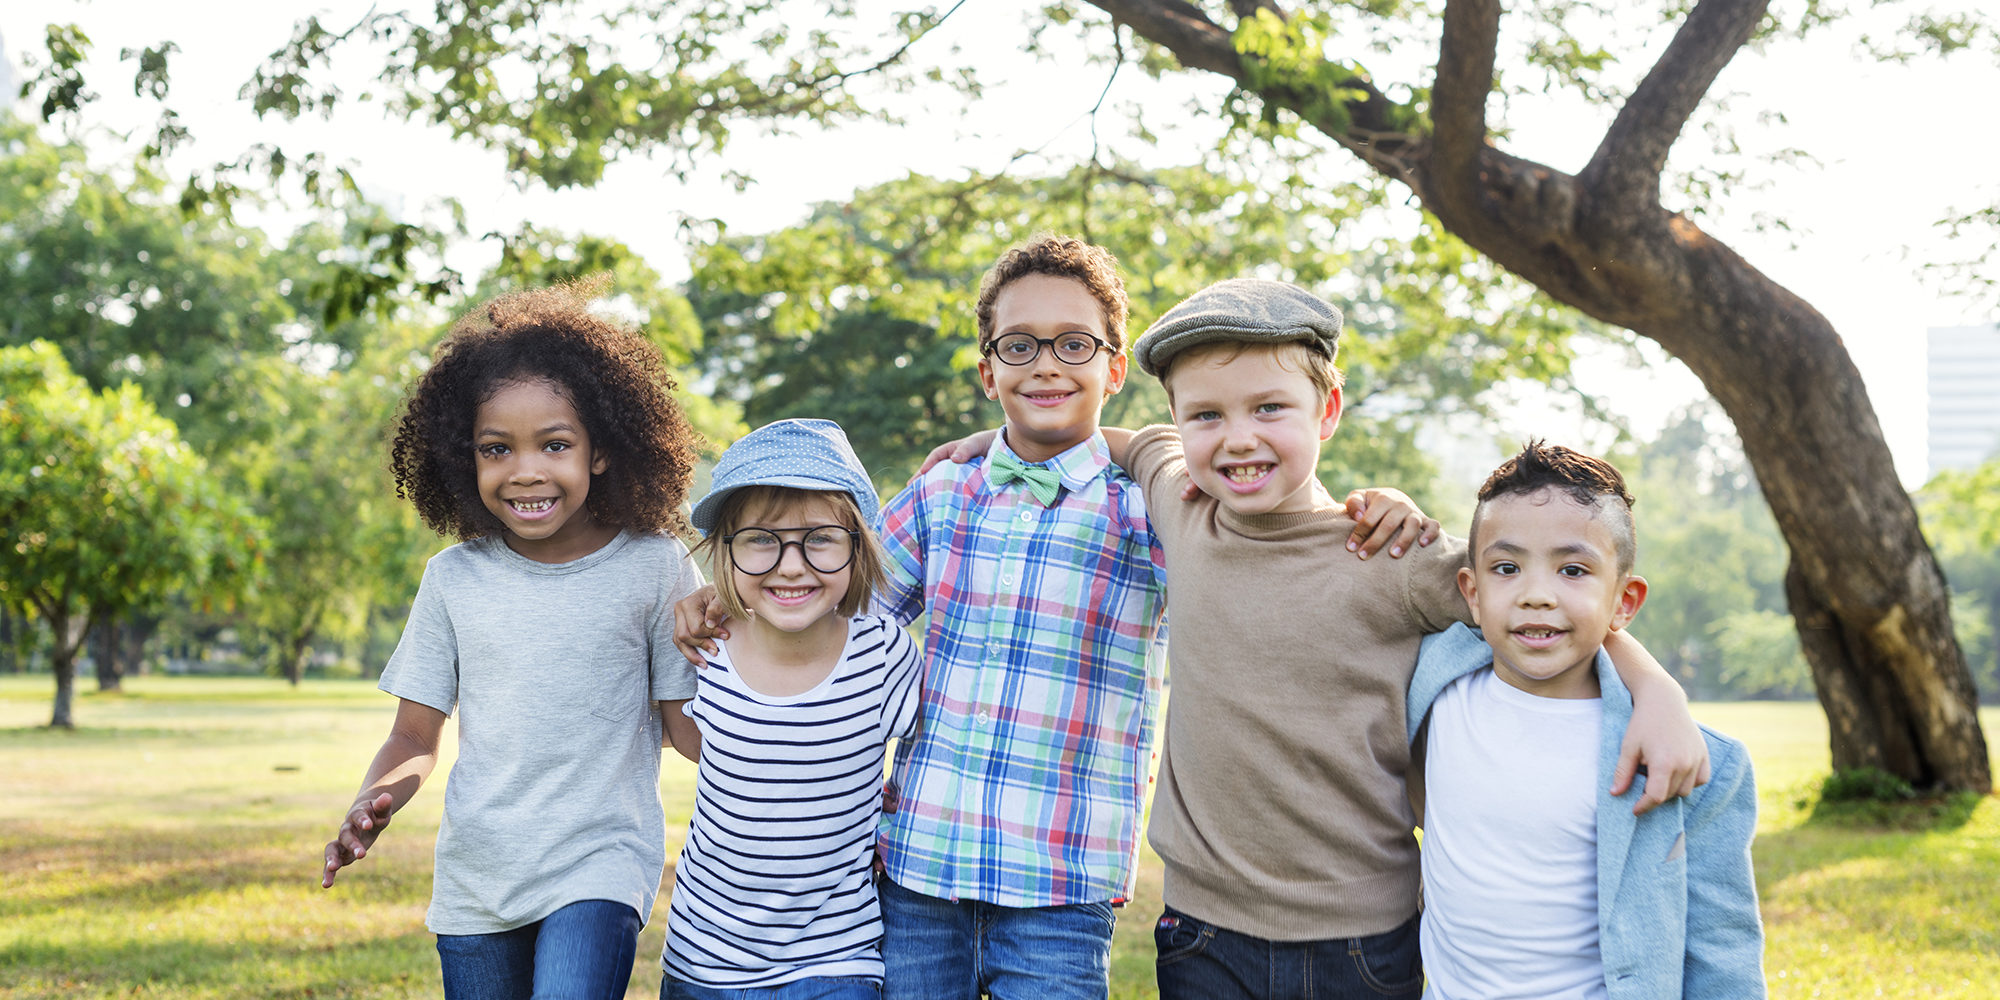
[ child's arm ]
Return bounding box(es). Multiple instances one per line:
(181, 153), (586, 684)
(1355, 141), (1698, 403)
(1680, 737), (1766, 995)
(660, 698), (701, 763)
(913, 426), (1433, 558)
(321, 698), (447, 888)
(672, 585), (728, 665)
(1604, 630), (1712, 815)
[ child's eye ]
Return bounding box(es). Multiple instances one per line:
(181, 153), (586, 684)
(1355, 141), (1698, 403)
(545, 441), (570, 453)
(1491, 562), (1518, 576)
(478, 444), (509, 458)
(1255, 402), (1285, 415)
(1559, 564), (1588, 578)
(1189, 410), (1221, 422)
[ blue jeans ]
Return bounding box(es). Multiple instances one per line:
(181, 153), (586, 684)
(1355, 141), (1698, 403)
(878, 876), (1115, 1000)
(1153, 906), (1423, 1000)
(660, 976), (881, 999)
(435, 899), (642, 1000)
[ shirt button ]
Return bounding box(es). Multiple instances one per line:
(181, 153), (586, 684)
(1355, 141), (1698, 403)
(977, 711), (991, 727)
(1001, 575), (1014, 586)
(1020, 510), (1034, 522)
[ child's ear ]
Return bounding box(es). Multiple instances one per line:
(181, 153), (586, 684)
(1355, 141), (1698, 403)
(1456, 565), (1480, 624)
(1104, 352), (1128, 396)
(591, 450), (609, 476)
(1318, 387), (1343, 441)
(977, 356), (999, 400)
(1610, 575), (1648, 630)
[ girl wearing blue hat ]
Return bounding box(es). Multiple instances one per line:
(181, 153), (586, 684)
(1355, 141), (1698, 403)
(659, 419), (922, 999)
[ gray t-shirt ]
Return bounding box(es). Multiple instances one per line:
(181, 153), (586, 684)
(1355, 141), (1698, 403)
(380, 529), (702, 934)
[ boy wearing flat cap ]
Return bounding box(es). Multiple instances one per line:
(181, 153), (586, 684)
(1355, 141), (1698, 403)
(1117, 279), (1708, 1000)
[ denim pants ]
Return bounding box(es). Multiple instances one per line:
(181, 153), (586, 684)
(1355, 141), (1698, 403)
(435, 899), (642, 1000)
(878, 876), (1116, 1000)
(1153, 906), (1423, 1000)
(660, 975), (882, 999)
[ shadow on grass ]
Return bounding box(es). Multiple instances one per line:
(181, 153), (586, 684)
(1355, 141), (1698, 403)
(0, 819), (431, 919)
(1754, 791), (2000, 959)
(0, 927), (441, 1000)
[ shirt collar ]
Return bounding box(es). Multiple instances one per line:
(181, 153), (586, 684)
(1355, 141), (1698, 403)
(987, 430), (1111, 495)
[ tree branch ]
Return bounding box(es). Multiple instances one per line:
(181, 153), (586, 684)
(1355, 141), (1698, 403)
(1577, 0), (1771, 218)
(1428, 0), (1502, 220)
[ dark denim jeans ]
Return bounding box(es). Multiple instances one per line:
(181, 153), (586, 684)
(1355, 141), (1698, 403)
(435, 899), (642, 1000)
(878, 875), (1116, 1000)
(1153, 906), (1423, 1000)
(660, 976), (882, 999)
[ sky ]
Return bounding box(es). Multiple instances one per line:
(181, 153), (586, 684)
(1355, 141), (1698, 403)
(4, 1), (1996, 488)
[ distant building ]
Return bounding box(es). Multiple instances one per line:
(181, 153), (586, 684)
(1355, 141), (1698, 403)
(1926, 324), (2000, 478)
(0, 31), (15, 110)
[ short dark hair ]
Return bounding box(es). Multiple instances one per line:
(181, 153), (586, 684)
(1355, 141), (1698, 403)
(390, 281), (703, 540)
(973, 234), (1130, 350)
(1471, 440), (1637, 573)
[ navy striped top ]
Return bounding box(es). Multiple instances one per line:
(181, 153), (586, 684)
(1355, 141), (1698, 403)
(661, 615), (923, 988)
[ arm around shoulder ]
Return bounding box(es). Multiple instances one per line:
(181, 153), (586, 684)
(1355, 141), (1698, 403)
(1680, 732), (1767, 998)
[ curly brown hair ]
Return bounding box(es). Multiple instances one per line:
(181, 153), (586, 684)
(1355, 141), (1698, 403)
(973, 233), (1130, 350)
(1472, 440), (1638, 573)
(390, 281), (703, 541)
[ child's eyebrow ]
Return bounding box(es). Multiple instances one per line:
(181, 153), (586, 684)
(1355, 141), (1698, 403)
(474, 422), (579, 439)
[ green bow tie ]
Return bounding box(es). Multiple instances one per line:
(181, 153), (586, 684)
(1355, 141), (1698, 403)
(987, 450), (1064, 506)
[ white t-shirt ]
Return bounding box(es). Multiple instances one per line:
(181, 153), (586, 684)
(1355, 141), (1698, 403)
(1420, 668), (1607, 1000)
(379, 530), (703, 934)
(662, 615), (923, 988)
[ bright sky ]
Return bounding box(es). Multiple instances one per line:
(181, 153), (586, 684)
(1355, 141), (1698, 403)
(5, 1), (1995, 488)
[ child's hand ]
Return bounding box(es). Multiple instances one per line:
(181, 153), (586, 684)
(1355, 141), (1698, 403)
(1614, 690), (1713, 814)
(321, 791), (395, 888)
(913, 430), (998, 478)
(673, 584), (730, 666)
(1342, 488), (1440, 559)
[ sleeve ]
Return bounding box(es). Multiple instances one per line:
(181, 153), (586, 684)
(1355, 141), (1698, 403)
(1680, 733), (1768, 997)
(879, 478), (933, 628)
(877, 619), (925, 742)
(650, 540), (706, 701)
(378, 556), (460, 716)
(1123, 424), (1187, 509)
(1402, 532), (1474, 635)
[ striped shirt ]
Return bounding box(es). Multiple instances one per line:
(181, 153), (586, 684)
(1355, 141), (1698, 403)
(877, 433), (1169, 908)
(662, 616), (923, 988)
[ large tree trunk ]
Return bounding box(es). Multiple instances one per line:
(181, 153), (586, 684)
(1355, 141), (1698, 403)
(1092, 0), (1991, 790)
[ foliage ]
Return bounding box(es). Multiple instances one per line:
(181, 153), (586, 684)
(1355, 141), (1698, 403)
(689, 163), (1587, 491)
(1918, 458), (2000, 701)
(0, 342), (257, 724)
(1619, 401), (1795, 699)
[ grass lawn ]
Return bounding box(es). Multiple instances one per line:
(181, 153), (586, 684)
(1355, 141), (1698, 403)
(1, 675), (1995, 998)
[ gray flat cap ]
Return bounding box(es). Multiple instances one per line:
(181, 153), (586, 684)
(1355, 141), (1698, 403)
(1133, 278), (1342, 377)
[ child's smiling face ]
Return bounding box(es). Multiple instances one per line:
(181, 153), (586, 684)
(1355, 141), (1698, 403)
(1168, 343), (1341, 517)
(1458, 487), (1648, 699)
(725, 493), (856, 638)
(977, 273), (1127, 463)
(473, 378), (615, 563)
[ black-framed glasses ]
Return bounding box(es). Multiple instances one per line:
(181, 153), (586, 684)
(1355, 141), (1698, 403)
(982, 332), (1110, 366)
(722, 525), (859, 575)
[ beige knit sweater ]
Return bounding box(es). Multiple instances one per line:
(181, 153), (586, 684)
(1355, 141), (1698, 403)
(1128, 425), (1470, 941)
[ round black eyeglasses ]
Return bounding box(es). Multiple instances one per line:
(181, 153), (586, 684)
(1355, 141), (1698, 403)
(982, 332), (1111, 366)
(722, 525), (859, 575)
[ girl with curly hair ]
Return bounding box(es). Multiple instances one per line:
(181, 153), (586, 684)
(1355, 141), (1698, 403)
(320, 282), (707, 1000)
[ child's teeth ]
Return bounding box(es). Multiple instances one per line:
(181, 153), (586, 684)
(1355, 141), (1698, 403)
(512, 499), (553, 512)
(1225, 465), (1269, 483)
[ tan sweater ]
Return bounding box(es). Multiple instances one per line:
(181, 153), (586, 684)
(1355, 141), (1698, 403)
(1128, 425), (1469, 941)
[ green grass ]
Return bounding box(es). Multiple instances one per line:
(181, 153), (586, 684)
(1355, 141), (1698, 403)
(2, 677), (1995, 998)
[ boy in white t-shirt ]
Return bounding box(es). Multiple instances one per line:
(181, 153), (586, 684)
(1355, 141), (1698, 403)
(1406, 442), (1765, 1000)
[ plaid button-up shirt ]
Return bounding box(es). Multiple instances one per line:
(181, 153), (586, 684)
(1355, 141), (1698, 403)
(877, 433), (1169, 908)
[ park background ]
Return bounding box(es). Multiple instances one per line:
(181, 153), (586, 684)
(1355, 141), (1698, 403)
(3, 0), (1999, 996)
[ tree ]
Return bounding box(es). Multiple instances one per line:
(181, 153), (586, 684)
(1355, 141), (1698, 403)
(691, 165), (1595, 493)
(1918, 460), (2000, 703)
(0, 342), (256, 727)
(28, 0), (1991, 787)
